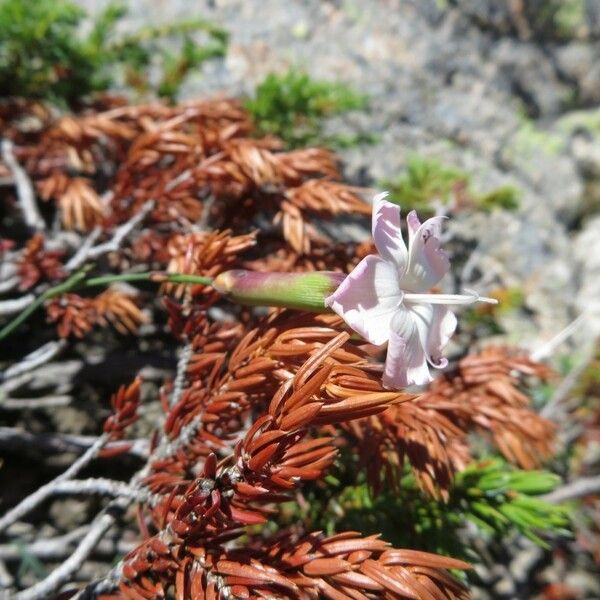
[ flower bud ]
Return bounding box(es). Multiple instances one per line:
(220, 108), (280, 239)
(213, 270), (346, 311)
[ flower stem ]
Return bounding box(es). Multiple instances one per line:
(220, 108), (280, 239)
(0, 267), (92, 341)
(83, 273), (213, 288)
(0, 270), (214, 341)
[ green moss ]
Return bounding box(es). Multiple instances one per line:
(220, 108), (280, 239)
(512, 119), (565, 158)
(0, 0), (227, 105)
(558, 108), (600, 138)
(553, 0), (586, 38)
(245, 69), (370, 148)
(512, 0), (587, 41)
(381, 155), (468, 213)
(477, 185), (520, 211)
(381, 154), (520, 216)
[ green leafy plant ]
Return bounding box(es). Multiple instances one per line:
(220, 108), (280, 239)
(477, 185), (521, 211)
(384, 155), (467, 211)
(0, 0), (227, 104)
(311, 458), (570, 561)
(456, 459), (570, 546)
(552, 0), (586, 38)
(111, 19), (228, 101)
(381, 154), (520, 216)
(524, 0), (587, 40)
(245, 69), (371, 148)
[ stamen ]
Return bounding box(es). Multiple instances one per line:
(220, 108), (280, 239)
(403, 289), (498, 305)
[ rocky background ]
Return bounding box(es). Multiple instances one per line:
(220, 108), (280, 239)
(80, 0), (600, 357)
(2, 1), (598, 598)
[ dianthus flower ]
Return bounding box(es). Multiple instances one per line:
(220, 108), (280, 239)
(325, 193), (496, 388)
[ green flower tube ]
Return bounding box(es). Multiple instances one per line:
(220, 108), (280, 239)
(213, 270), (346, 311)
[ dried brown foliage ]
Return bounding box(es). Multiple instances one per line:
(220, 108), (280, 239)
(46, 288), (145, 338)
(110, 530), (470, 599)
(9, 96), (368, 262)
(426, 347), (555, 470)
(346, 347), (555, 499)
(45, 293), (98, 338)
(17, 233), (65, 290)
(38, 172), (105, 231)
(163, 230), (257, 302)
(94, 289), (147, 335)
(279, 180), (371, 254)
(87, 313), (556, 597)
(142, 313), (406, 498)
(100, 378), (142, 457)
(0, 95), (560, 598)
(102, 319), (470, 599)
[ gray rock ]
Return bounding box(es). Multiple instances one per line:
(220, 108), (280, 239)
(574, 215), (600, 339)
(76, 0), (597, 350)
(585, 0), (600, 36)
(510, 542), (544, 583)
(493, 39), (571, 117)
(555, 41), (600, 105)
(453, 0), (514, 34)
(571, 132), (600, 178)
(49, 498), (92, 531)
(565, 570), (600, 597)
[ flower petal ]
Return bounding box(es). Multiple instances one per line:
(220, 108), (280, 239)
(408, 302), (457, 368)
(401, 214), (450, 292)
(382, 309), (432, 389)
(372, 193), (408, 271)
(325, 254), (402, 346)
(406, 209), (421, 246)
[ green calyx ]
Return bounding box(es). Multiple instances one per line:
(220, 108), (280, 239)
(212, 270), (346, 312)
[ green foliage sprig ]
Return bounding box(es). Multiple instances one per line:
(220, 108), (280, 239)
(308, 458), (570, 560)
(245, 69), (372, 148)
(0, 0), (228, 105)
(457, 459), (570, 547)
(381, 155), (520, 216)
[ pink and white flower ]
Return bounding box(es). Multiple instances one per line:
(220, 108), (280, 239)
(325, 193), (497, 389)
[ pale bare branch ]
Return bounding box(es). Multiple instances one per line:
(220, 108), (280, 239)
(169, 341), (192, 408)
(0, 394), (72, 410)
(0, 435), (108, 534)
(0, 427), (149, 459)
(0, 294), (34, 317)
(64, 227), (102, 271)
(45, 478), (148, 502)
(1, 139), (45, 231)
(15, 510), (118, 600)
(0, 527), (136, 562)
(542, 475), (600, 504)
(1, 339), (67, 381)
(86, 200), (154, 260)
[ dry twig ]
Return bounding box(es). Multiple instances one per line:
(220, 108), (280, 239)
(1, 339), (67, 381)
(1, 139), (45, 230)
(542, 475), (600, 504)
(0, 427), (149, 459)
(0, 435), (108, 534)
